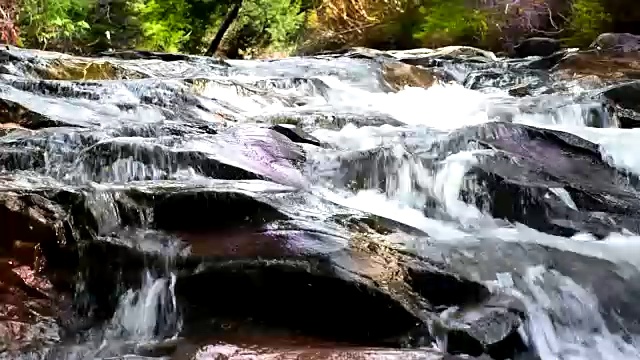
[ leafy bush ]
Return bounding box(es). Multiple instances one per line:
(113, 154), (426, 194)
(413, 0), (489, 48)
(18, 0), (92, 50)
(564, 0), (610, 47)
(225, 0), (306, 57)
(132, 0), (191, 52)
(11, 0), (627, 57)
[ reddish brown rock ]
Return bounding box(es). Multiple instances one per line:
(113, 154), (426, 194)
(0, 260), (69, 352)
(381, 63), (441, 91)
(0, 189), (79, 352)
(555, 51), (640, 80)
(185, 344), (486, 360)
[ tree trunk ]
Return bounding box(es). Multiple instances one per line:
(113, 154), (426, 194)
(204, 0), (244, 57)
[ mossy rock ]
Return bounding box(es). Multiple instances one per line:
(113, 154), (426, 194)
(42, 59), (148, 81)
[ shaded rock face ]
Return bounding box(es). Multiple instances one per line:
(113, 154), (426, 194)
(590, 32), (640, 53)
(0, 188), (81, 352)
(514, 37), (561, 58)
(554, 51), (640, 81)
(1, 40), (640, 360)
(446, 122), (640, 238)
(601, 80), (640, 128)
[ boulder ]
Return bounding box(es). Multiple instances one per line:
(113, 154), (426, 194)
(75, 126), (307, 187)
(0, 262), (66, 353)
(0, 178), (85, 353)
(439, 122), (640, 238)
(380, 62), (441, 91)
(601, 80), (640, 128)
(54, 178), (527, 358)
(424, 239), (640, 337)
(514, 37), (561, 58)
(590, 32), (640, 53)
(553, 51), (640, 80)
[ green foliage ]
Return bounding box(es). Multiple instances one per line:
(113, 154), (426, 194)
(564, 0), (610, 47)
(413, 0), (489, 48)
(16, 0), (305, 56)
(132, 0), (192, 52)
(18, 0), (93, 49)
(19, 0), (593, 56)
(227, 0), (306, 56)
(84, 0), (143, 52)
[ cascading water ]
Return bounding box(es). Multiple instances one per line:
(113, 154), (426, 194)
(305, 79), (640, 359)
(2, 46), (640, 360)
(107, 271), (180, 342)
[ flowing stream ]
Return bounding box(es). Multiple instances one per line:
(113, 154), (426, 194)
(2, 46), (640, 360)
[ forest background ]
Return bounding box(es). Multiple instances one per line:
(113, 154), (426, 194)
(0, 0), (635, 58)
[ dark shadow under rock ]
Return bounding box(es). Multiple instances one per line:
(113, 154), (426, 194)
(270, 124), (321, 147)
(97, 50), (193, 62)
(0, 97), (68, 130)
(175, 256), (424, 345)
(513, 37), (561, 58)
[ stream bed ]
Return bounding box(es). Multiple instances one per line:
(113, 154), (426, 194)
(1, 45), (640, 360)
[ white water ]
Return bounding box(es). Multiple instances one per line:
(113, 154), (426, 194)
(204, 73), (640, 359)
(108, 271), (180, 342)
(322, 84), (640, 359)
(69, 61), (640, 359)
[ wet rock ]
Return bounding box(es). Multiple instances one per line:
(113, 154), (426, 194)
(37, 58), (149, 81)
(0, 122), (31, 137)
(590, 32), (640, 53)
(401, 46), (498, 63)
(0, 181), (85, 352)
(0, 145), (44, 172)
(76, 126), (307, 187)
(514, 37), (561, 58)
(0, 189), (80, 271)
(256, 111), (405, 132)
(174, 217), (524, 356)
(0, 262), (66, 353)
(98, 50), (194, 62)
(448, 122), (640, 238)
(423, 239), (640, 337)
(601, 80), (640, 128)
(440, 305), (526, 359)
(462, 68), (550, 94)
(313, 47), (394, 60)
(270, 124), (321, 146)
(554, 51), (640, 80)
(186, 343), (492, 360)
(0, 98), (66, 130)
(519, 50), (570, 70)
(113, 180), (294, 233)
(380, 62), (440, 91)
(56, 175), (528, 357)
(175, 256), (425, 345)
